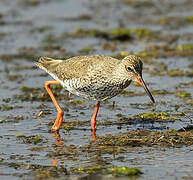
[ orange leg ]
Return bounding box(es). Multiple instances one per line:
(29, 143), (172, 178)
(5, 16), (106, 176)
(91, 101), (100, 131)
(45, 80), (64, 131)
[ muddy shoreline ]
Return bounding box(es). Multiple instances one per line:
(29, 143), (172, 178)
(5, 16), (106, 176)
(0, 0), (193, 179)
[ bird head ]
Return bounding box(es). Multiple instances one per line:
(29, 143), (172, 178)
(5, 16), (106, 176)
(122, 55), (155, 103)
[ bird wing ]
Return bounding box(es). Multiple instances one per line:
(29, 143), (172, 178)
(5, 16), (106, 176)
(35, 55), (120, 81)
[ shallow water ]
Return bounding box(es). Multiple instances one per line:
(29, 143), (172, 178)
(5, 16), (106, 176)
(0, 0), (193, 179)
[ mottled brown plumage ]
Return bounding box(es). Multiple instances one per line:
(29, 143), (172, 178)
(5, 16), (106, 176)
(35, 54), (154, 133)
(35, 55), (146, 101)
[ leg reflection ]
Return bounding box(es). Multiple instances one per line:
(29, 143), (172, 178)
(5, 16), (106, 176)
(91, 129), (96, 141)
(52, 131), (64, 146)
(51, 128), (97, 167)
(52, 131), (64, 166)
(52, 159), (58, 166)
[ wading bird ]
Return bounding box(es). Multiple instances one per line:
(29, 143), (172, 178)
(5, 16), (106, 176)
(35, 55), (155, 137)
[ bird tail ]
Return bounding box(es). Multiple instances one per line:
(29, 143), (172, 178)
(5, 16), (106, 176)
(35, 57), (63, 73)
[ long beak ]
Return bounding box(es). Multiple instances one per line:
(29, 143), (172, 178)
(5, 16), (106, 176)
(136, 75), (155, 103)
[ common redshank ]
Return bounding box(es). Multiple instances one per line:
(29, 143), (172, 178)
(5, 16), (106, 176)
(35, 55), (155, 133)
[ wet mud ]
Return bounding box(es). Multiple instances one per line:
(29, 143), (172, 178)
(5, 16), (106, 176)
(0, 0), (193, 179)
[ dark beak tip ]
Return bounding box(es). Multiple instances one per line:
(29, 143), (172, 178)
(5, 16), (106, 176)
(137, 76), (155, 104)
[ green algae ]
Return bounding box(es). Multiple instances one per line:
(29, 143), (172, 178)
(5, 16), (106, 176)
(176, 44), (193, 51)
(138, 112), (170, 121)
(2, 98), (11, 103)
(117, 111), (178, 123)
(113, 51), (153, 61)
(69, 99), (85, 104)
(73, 28), (108, 38)
(109, 29), (133, 40)
(107, 166), (142, 177)
(72, 28), (153, 40)
(78, 166), (103, 174)
(113, 51), (130, 59)
(119, 51), (130, 57)
(115, 43), (193, 60)
(20, 85), (41, 92)
(110, 28), (153, 39)
(128, 28), (152, 39)
(0, 120), (6, 124)
(186, 16), (193, 24)
(1, 1), (193, 180)
(114, 50), (158, 60)
(16, 135), (45, 145)
(176, 92), (191, 98)
(183, 175), (193, 179)
(136, 51), (155, 58)
(78, 46), (95, 54)
(62, 124), (75, 131)
(78, 166), (142, 177)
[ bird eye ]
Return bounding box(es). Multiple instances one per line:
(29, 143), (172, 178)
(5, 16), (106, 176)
(127, 66), (133, 72)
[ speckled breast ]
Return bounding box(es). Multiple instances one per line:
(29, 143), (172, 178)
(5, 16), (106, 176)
(62, 77), (131, 101)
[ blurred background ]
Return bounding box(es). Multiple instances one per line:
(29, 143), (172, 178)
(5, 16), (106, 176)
(0, 0), (193, 179)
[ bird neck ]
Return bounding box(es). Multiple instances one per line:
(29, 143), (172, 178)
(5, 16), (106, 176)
(111, 64), (132, 88)
(114, 63), (132, 81)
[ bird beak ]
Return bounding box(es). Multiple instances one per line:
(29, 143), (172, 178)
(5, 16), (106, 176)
(136, 75), (155, 103)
